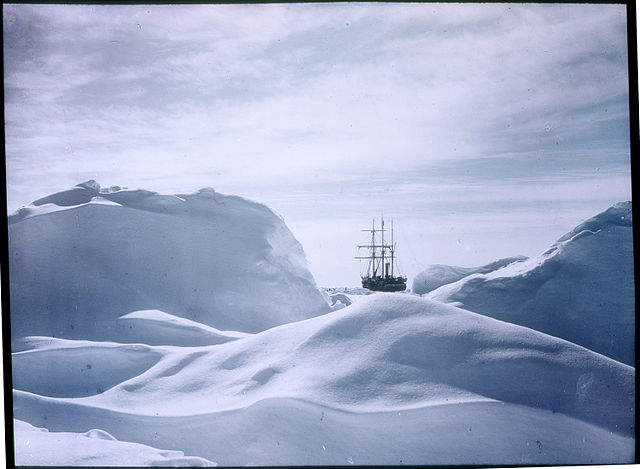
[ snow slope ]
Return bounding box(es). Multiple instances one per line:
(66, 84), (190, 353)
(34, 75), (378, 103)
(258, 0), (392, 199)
(12, 294), (634, 465)
(7, 181), (330, 343)
(114, 310), (250, 347)
(427, 202), (635, 365)
(14, 420), (216, 466)
(412, 256), (528, 294)
(8, 185), (634, 465)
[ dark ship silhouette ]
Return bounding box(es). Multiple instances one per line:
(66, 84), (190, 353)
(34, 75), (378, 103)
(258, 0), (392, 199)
(356, 217), (407, 292)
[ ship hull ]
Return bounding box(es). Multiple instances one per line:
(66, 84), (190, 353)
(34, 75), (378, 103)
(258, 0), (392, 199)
(362, 276), (407, 292)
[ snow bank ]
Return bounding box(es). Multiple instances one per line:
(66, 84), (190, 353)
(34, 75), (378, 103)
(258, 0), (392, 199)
(13, 392), (633, 466)
(412, 256), (528, 294)
(12, 338), (162, 398)
(8, 185), (634, 465)
(115, 310), (250, 346)
(12, 294), (634, 465)
(14, 420), (216, 466)
(427, 202), (635, 365)
(7, 181), (330, 342)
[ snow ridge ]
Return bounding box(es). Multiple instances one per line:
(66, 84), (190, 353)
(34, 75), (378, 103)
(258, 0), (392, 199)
(412, 256), (528, 294)
(8, 186), (635, 465)
(8, 181), (331, 343)
(427, 201), (634, 365)
(14, 420), (216, 466)
(11, 293), (634, 465)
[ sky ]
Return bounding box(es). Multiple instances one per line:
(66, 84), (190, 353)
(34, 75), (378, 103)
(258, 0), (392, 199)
(3, 3), (632, 287)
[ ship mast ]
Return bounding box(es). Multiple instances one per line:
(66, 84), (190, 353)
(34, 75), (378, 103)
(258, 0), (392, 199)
(355, 217), (407, 291)
(370, 217), (376, 276)
(381, 217), (385, 278)
(356, 217), (378, 277)
(391, 219), (395, 277)
(356, 217), (401, 280)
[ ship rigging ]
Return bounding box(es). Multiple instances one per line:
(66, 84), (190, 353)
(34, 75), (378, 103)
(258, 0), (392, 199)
(356, 217), (407, 292)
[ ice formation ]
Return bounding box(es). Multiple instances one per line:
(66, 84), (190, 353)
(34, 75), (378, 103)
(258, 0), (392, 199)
(7, 186), (635, 465)
(8, 181), (331, 342)
(426, 202), (634, 365)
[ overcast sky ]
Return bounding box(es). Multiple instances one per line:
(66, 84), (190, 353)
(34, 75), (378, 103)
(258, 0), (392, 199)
(4, 3), (632, 286)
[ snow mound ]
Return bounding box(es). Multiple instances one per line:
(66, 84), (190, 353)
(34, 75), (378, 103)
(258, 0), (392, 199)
(14, 419), (216, 466)
(428, 202), (635, 365)
(412, 256), (528, 294)
(8, 182), (331, 342)
(12, 294), (634, 464)
(12, 338), (162, 398)
(32, 180), (101, 207)
(116, 310), (250, 346)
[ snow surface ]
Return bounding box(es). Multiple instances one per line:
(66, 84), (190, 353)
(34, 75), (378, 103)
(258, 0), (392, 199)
(8, 181), (330, 341)
(14, 420), (216, 466)
(115, 310), (250, 346)
(11, 294), (634, 465)
(412, 256), (528, 294)
(427, 202), (635, 365)
(8, 186), (635, 465)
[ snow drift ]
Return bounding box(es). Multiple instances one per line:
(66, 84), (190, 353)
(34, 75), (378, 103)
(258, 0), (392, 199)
(7, 181), (330, 343)
(412, 256), (528, 294)
(14, 420), (216, 466)
(8, 186), (635, 465)
(426, 202), (635, 365)
(12, 294), (634, 465)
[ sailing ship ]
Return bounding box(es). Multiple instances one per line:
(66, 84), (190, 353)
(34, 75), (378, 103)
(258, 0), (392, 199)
(356, 217), (407, 292)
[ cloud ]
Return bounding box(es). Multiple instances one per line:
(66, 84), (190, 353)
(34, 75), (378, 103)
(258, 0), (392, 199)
(4, 3), (632, 282)
(5, 4), (628, 168)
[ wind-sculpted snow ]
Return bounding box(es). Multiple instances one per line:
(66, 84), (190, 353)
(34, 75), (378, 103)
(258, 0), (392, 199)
(12, 294), (634, 465)
(412, 256), (528, 294)
(12, 338), (162, 398)
(8, 181), (330, 342)
(115, 310), (250, 346)
(14, 420), (216, 466)
(8, 188), (635, 465)
(427, 202), (635, 365)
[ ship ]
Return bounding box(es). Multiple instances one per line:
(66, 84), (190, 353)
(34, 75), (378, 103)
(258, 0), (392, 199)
(356, 217), (407, 292)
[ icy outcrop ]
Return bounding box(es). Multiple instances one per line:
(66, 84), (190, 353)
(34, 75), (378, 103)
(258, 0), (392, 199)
(7, 182), (330, 342)
(428, 202), (634, 365)
(412, 256), (528, 294)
